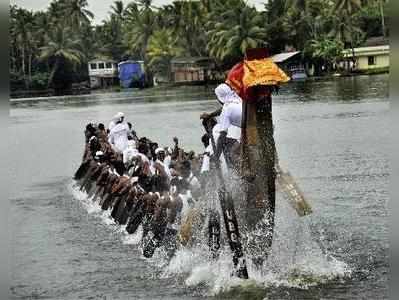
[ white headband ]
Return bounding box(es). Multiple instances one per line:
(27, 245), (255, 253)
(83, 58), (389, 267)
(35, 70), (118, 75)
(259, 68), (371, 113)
(155, 147), (165, 154)
(215, 83), (242, 104)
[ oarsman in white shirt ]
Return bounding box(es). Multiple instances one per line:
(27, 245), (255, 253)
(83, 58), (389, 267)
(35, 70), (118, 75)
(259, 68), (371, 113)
(200, 83), (243, 167)
(200, 83), (242, 120)
(123, 140), (139, 175)
(109, 112), (124, 131)
(153, 148), (172, 179)
(179, 160), (201, 199)
(214, 101), (242, 161)
(164, 147), (173, 169)
(108, 112), (130, 153)
(150, 147), (172, 193)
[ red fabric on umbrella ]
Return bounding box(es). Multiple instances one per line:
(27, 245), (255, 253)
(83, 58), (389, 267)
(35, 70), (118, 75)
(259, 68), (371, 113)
(225, 48), (290, 101)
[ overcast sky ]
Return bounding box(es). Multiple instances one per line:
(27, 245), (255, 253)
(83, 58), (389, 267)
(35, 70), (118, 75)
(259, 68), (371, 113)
(11, 0), (267, 24)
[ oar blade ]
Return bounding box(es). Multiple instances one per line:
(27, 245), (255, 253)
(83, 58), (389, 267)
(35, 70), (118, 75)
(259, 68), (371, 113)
(219, 190), (249, 279)
(276, 167), (312, 216)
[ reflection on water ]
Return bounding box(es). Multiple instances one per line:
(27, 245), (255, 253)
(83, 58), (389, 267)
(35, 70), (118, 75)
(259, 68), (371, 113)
(10, 74), (389, 299)
(11, 74), (388, 109)
(278, 75), (389, 103)
(11, 85), (216, 110)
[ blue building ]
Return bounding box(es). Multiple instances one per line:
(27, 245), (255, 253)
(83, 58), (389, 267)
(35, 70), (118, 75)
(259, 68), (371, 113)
(118, 60), (146, 88)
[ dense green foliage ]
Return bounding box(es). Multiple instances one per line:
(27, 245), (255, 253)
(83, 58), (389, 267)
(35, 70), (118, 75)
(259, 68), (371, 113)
(10, 0), (389, 91)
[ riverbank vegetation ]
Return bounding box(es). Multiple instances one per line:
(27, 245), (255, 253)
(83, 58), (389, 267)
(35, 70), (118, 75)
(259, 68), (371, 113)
(10, 0), (389, 93)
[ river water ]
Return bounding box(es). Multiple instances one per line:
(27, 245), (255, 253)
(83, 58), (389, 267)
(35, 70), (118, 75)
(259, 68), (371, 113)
(10, 75), (389, 299)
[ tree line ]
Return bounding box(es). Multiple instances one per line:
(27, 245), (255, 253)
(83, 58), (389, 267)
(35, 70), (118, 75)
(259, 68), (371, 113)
(10, 0), (389, 92)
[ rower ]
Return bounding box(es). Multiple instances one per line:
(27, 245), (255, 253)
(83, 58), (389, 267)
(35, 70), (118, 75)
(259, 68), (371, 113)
(123, 140), (139, 175)
(201, 118), (229, 176)
(179, 160), (201, 200)
(87, 136), (101, 160)
(200, 83), (242, 169)
(133, 142), (152, 192)
(200, 83), (241, 120)
(80, 150), (106, 193)
(108, 112), (130, 153)
(97, 123), (107, 142)
(214, 101), (242, 168)
(108, 112), (123, 131)
(84, 122), (97, 143)
(153, 147), (171, 193)
(171, 137), (180, 161)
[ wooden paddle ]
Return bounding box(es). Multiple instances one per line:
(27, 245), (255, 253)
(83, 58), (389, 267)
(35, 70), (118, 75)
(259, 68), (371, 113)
(204, 120), (249, 279)
(241, 99), (312, 217)
(276, 163), (312, 217)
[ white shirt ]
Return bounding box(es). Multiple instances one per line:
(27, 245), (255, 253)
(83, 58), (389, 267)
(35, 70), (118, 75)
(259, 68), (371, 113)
(123, 147), (139, 165)
(212, 123), (222, 143)
(203, 139), (228, 176)
(215, 83), (242, 104)
(108, 120), (116, 131)
(108, 122), (129, 153)
(136, 153), (151, 175)
(227, 125), (241, 141)
(149, 160), (156, 175)
(219, 102), (242, 132)
(200, 153), (210, 173)
(155, 159), (172, 179)
(164, 155), (172, 168)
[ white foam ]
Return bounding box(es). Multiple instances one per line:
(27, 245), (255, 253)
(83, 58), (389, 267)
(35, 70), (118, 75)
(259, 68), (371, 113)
(163, 246), (209, 276)
(122, 225), (143, 245)
(69, 181), (117, 227)
(68, 179), (352, 295)
(184, 249), (247, 295)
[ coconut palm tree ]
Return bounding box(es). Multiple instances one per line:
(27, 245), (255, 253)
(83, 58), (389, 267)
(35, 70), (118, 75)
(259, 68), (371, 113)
(124, 1), (157, 60)
(332, 0), (362, 43)
(10, 7), (36, 87)
(285, 0), (306, 11)
(48, 0), (66, 23)
(97, 15), (126, 61)
(111, 0), (125, 20)
(281, 0), (332, 51)
(60, 0), (94, 29)
(282, 6), (312, 50)
(123, 2), (139, 20)
(146, 29), (184, 80)
(206, 2), (267, 64)
(379, 0), (388, 37)
(334, 0), (362, 15)
(136, 0), (154, 10)
(264, 0), (290, 53)
(365, 0), (388, 37)
(160, 1), (207, 56)
(330, 0), (363, 63)
(39, 25), (85, 87)
(32, 11), (50, 47)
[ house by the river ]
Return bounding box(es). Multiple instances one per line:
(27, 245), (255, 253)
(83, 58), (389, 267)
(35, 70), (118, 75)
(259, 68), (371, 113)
(341, 37), (390, 73)
(271, 51), (308, 80)
(171, 57), (215, 84)
(88, 59), (119, 89)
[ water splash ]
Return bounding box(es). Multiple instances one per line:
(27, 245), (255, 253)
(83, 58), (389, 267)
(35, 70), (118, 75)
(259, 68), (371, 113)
(122, 225), (143, 245)
(68, 180), (351, 296)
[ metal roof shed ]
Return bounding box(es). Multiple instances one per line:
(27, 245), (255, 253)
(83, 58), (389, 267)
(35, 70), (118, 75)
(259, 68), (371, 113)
(271, 51), (301, 63)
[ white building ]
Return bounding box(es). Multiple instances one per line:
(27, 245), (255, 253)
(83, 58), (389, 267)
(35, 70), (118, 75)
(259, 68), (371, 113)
(341, 45), (390, 73)
(88, 59), (119, 89)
